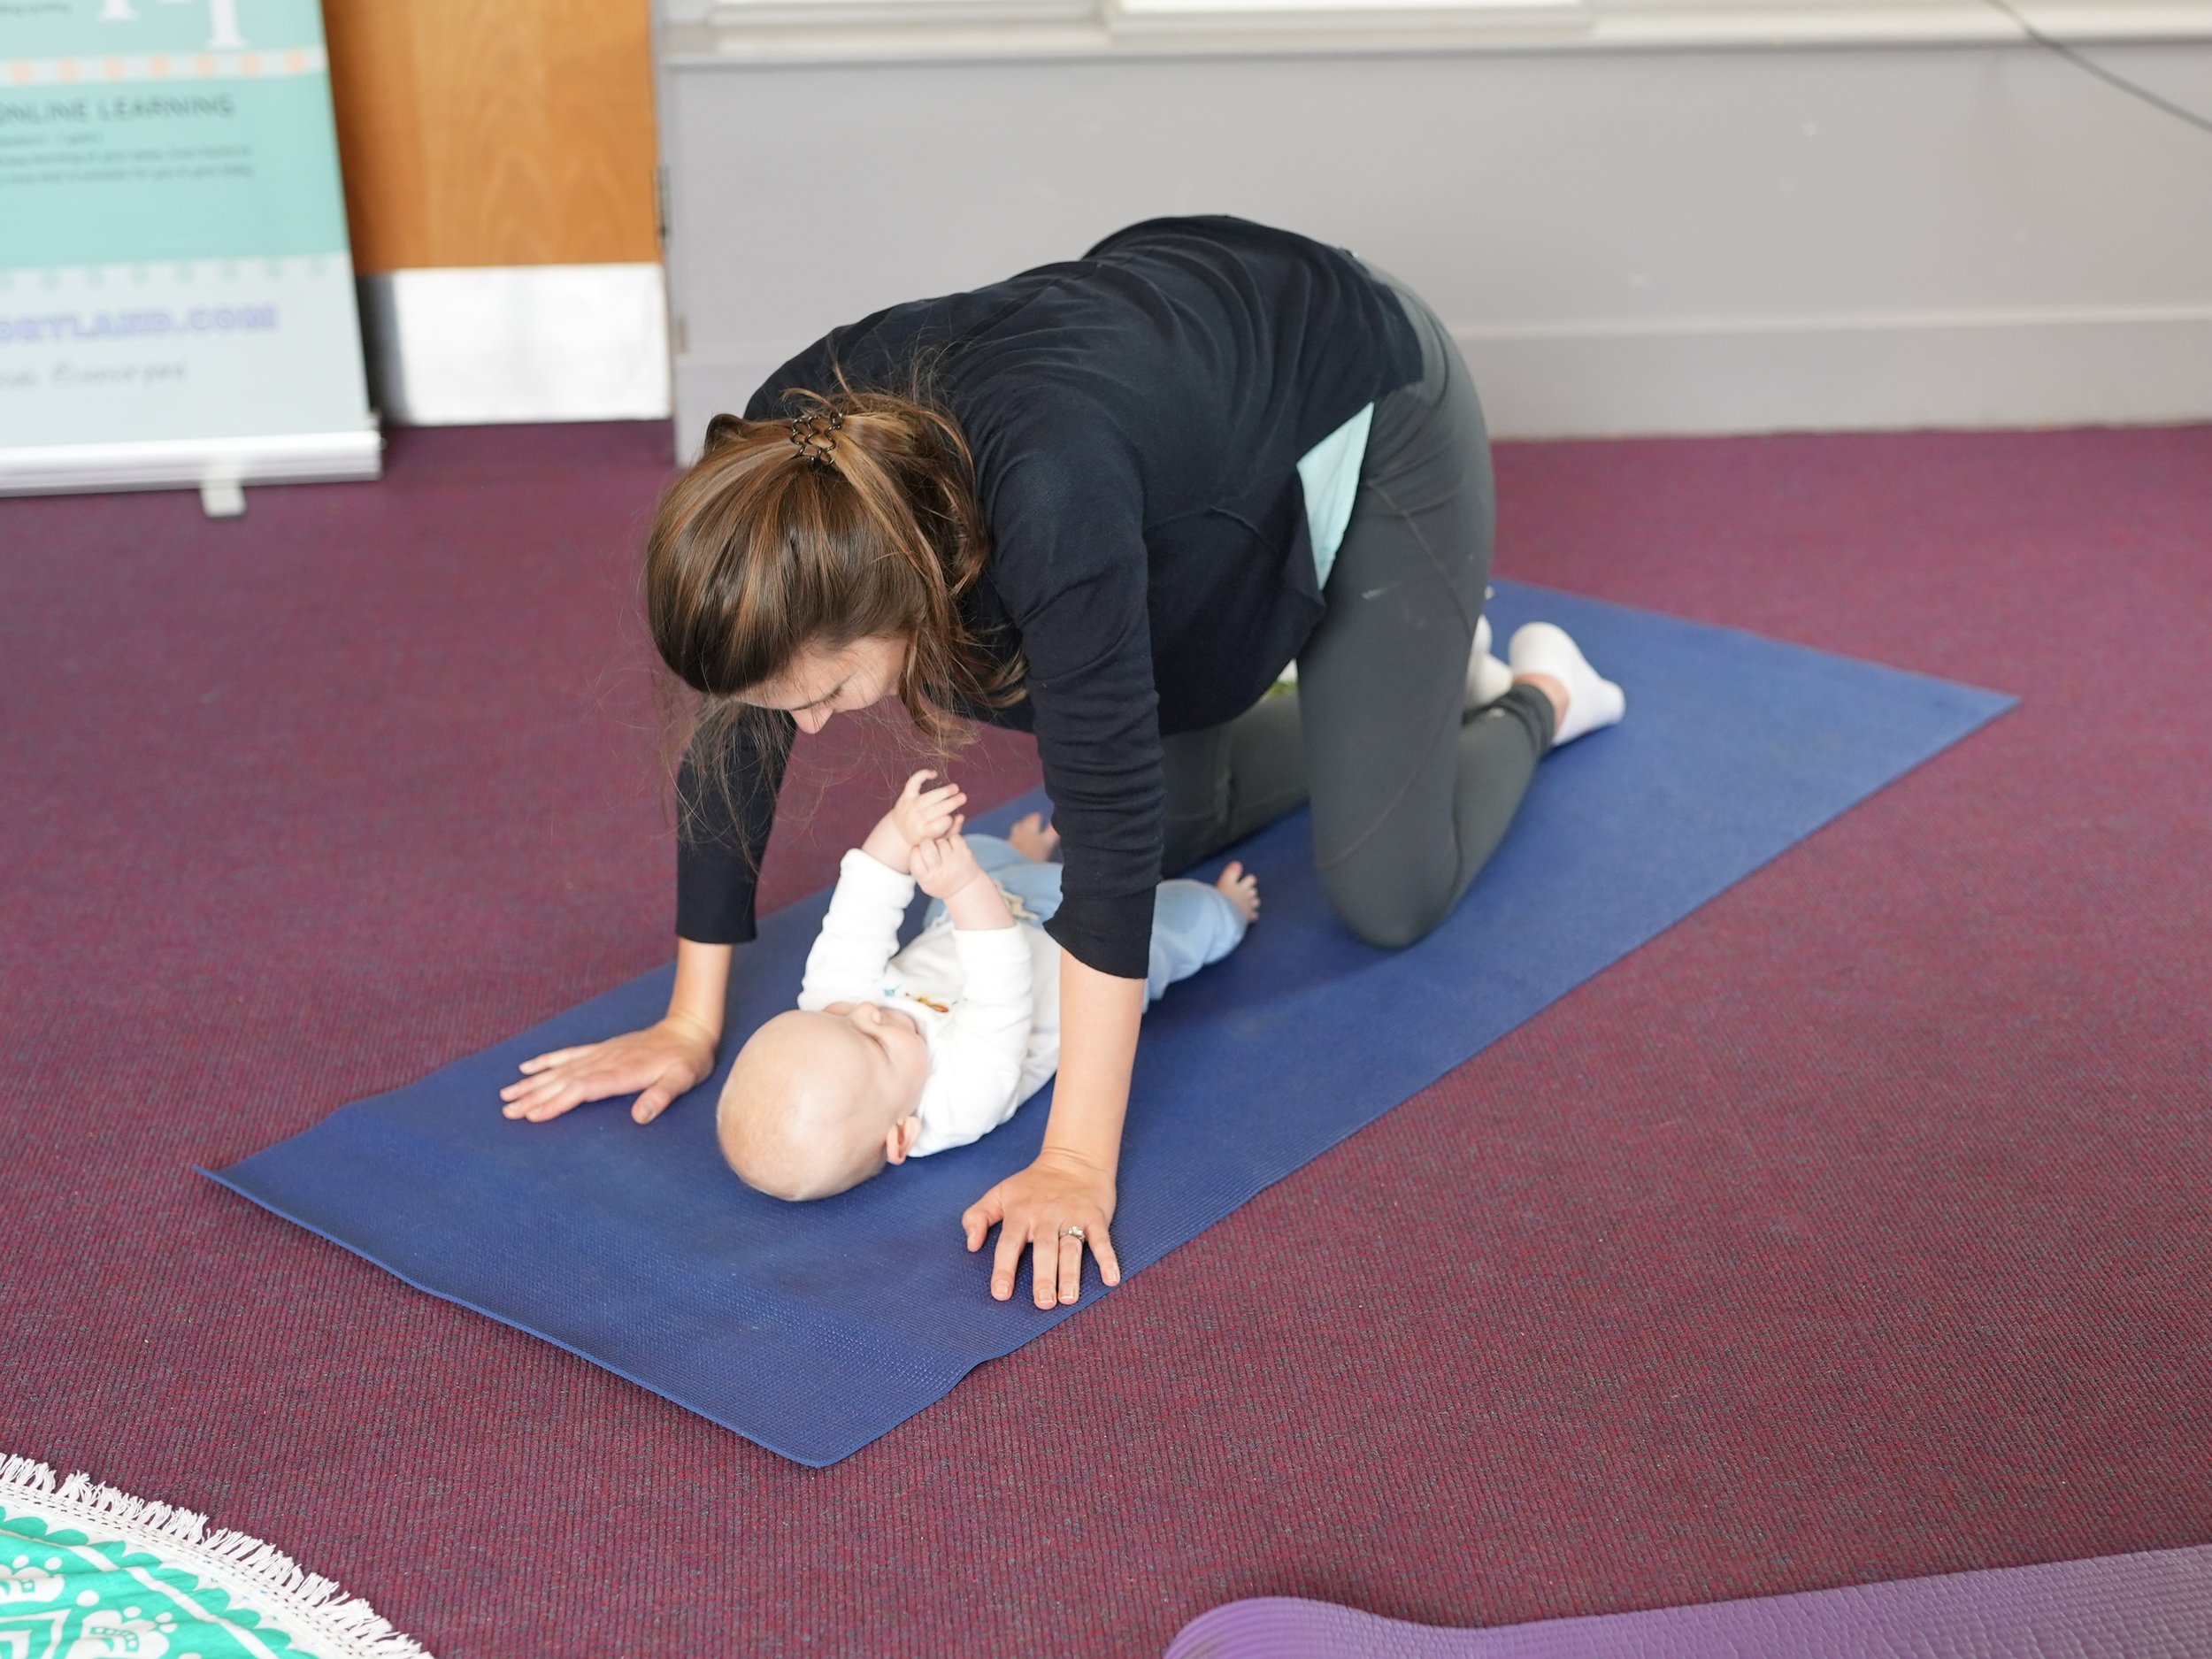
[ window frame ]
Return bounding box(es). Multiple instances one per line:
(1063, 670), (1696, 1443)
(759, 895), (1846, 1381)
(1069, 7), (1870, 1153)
(670, 0), (2212, 60)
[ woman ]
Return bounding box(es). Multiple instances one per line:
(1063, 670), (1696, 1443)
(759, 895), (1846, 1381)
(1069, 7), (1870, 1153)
(498, 216), (1624, 1310)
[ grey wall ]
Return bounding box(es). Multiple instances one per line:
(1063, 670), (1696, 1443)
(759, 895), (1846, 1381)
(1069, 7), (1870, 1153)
(660, 40), (2212, 454)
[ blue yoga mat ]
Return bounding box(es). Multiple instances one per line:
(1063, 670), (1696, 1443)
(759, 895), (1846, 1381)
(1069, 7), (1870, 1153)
(204, 582), (2012, 1466)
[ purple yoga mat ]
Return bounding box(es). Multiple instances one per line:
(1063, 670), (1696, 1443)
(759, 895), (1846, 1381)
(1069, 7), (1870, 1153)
(1164, 1546), (2212, 1659)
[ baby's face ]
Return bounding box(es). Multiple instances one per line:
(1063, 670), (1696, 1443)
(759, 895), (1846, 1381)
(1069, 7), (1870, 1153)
(818, 1000), (932, 1120)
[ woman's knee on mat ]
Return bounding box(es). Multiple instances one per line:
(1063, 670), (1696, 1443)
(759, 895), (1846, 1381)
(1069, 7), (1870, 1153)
(1320, 862), (1456, 950)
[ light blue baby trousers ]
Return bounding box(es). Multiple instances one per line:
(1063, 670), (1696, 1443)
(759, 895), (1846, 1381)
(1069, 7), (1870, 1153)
(917, 834), (1248, 1005)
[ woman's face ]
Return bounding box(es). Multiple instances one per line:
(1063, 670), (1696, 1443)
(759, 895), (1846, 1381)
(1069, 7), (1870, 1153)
(741, 635), (908, 734)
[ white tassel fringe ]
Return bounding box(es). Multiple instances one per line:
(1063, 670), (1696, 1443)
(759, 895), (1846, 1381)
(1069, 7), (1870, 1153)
(2, 1454), (431, 1658)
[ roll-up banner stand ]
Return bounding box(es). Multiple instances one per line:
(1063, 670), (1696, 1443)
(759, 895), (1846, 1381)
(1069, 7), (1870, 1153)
(0, 0), (378, 505)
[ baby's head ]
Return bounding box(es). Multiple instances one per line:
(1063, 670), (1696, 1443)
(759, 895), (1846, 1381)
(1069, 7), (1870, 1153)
(718, 1001), (930, 1200)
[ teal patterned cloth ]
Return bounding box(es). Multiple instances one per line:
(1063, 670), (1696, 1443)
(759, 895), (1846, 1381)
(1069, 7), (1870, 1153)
(1, 1458), (426, 1659)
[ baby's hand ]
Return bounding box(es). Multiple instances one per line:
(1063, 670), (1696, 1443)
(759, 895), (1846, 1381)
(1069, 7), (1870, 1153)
(864, 770), (967, 873)
(890, 770), (967, 849)
(910, 827), (983, 900)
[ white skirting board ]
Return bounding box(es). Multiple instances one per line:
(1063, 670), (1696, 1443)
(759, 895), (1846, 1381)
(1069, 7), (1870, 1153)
(0, 428), (383, 496)
(358, 264), (673, 426)
(1453, 304), (2212, 439)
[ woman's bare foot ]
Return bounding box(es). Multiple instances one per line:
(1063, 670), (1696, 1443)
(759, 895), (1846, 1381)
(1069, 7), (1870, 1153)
(1215, 861), (1261, 923)
(1009, 811), (1061, 863)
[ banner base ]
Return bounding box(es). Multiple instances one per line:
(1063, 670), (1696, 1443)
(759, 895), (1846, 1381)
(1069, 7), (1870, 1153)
(0, 428), (383, 498)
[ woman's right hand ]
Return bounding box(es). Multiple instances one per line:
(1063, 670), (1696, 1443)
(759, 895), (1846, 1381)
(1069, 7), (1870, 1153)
(500, 1013), (717, 1125)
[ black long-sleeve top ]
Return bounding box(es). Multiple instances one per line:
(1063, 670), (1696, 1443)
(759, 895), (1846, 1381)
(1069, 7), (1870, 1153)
(676, 215), (1423, 979)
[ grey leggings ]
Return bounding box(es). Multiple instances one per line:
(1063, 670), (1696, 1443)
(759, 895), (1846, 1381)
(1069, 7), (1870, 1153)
(1159, 267), (1555, 948)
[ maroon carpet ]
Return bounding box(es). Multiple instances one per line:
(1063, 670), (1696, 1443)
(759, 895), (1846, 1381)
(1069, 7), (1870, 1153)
(4, 421), (2207, 1658)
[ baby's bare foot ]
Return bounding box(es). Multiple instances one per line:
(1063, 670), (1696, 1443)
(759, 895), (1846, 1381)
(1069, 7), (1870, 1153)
(1009, 811), (1061, 863)
(1215, 861), (1260, 924)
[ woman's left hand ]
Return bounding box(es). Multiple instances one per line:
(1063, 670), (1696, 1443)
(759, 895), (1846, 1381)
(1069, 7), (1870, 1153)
(963, 1149), (1121, 1308)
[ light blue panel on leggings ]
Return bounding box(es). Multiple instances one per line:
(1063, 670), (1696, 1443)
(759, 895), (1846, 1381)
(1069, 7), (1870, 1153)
(1297, 401), (1374, 588)
(204, 581), (2015, 1466)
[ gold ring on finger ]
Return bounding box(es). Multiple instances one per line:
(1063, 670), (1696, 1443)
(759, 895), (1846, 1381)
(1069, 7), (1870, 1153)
(1058, 1225), (1087, 1242)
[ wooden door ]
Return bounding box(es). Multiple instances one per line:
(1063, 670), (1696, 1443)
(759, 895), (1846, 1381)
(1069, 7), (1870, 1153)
(323, 0), (659, 274)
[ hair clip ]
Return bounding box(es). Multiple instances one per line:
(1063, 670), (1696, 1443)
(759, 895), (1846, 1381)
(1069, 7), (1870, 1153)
(788, 409), (844, 467)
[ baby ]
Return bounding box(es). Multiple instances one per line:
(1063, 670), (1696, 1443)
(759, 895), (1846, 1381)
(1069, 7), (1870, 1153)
(721, 771), (1261, 1201)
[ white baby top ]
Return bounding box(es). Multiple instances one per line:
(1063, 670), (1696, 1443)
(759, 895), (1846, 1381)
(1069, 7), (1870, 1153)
(795, 849), (1064, 1157)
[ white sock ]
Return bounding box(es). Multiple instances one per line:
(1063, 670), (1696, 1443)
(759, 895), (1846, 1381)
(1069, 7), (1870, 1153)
(1466, 612), (1514, 710)
(1508, 621), (1625, 747)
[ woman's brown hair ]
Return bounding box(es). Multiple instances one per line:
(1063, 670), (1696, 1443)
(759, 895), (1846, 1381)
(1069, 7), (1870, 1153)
(646, 376), (1025, 836)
